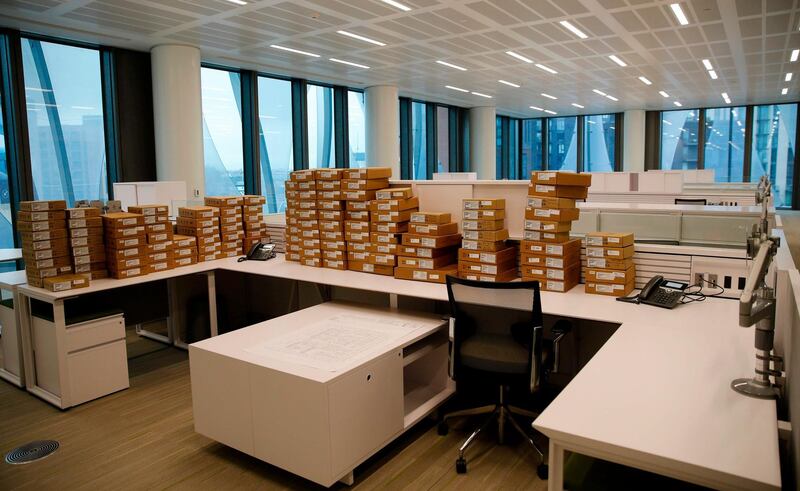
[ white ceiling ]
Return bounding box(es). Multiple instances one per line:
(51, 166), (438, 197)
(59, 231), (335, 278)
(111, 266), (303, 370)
(1, 0), (798, 118)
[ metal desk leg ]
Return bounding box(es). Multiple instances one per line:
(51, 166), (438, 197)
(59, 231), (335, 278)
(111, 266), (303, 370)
(16, 291), (34, 390)
(389, 293), (398, 310)
(548, 440), (565, 491)
(207, 271), (218, 337)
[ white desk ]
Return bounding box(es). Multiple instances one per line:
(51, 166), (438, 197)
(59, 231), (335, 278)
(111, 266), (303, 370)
(0, 270), (28, 387)
(190, 301), (452, 487)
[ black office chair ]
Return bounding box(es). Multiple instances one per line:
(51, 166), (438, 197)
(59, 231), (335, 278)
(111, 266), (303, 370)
(438, 275), (571, 479)
(674, 198), (707, 205)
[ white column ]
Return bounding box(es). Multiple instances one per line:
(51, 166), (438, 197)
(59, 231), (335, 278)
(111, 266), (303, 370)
(469, 106), (496, 179)
(365, 85), (400, 178)
(623, 109), (646, 172)
(151, 45), (204, 199)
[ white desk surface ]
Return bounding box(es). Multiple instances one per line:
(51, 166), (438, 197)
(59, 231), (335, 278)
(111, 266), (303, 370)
(0, 249), (22, 262)
(0, 270), (27, 289)
(190, 301), (445, 384)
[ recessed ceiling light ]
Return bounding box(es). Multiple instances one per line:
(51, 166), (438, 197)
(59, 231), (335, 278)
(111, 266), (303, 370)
(638, 76), (652, 85)
(530, 106), (544, 111)
(659, 90), (670, 98)
(606, 95), (619, 101)
(505, 51), (534, 64)
(498, 80), (520, 88)
(225, 0), (247, 5)
(721, 92), (731, 104)
(436, 60), (467, 71)
(608, 55), (627, 67)
(786, 73), (793, 82)
(673, 101), (682, 107)
(445, 85), (469, 93)
(559, 20), (588, 39)
(670, 3), (689, 25)
(336, 30), (386, 47)
(791, 49), (799, 62)
(592, 89), (607, 96)
(782, 87), (789, 95)
(471, 91), (492, 98)
(544, 109), (557, 115)
(535, 63), (558, 74)
(379, 0), (411, 11)
(702, 59), (713, 70)
(270, 45), (320, 57)
(708, 70), (718, 80)
(329, 58), (370, 69)
(541, 93), (558, 100)
(571, 103), (584, 108)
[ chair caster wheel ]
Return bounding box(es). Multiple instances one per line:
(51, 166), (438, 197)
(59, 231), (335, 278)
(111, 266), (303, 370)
(456, 457), (467, 474)
(437, 422), (449, 435)
(537, 463), (548, 480)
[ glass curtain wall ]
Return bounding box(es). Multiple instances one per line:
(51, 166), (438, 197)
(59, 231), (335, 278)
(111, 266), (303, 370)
(411, 101), (427, 179)
(0, 73), (11, 250)
(521, 119), (543, 177)
(547, 117), (577, 171)
(348, 90), (366, 168)
(584, 114), (615, 172)
(703, 107), (745, 182)
(307, 84), (335, 168)
(257, 76), (294, 213)
(660, 110), (699, 170)
(201, 67), (244, 196)
(751, 104), (797, 208)
(437, 106), (449, 173)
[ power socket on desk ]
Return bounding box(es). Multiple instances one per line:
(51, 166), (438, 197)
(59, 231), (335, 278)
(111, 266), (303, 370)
(691, 257), (749, 299)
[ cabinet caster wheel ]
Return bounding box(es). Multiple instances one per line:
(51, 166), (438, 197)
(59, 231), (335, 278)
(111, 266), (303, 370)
(437, 422), (449, 435)
(537, 463), (548, 480)
(456, 457), (467, 474)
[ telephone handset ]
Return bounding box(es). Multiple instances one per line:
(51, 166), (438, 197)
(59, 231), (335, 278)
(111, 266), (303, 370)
(617, 275), (688, 309)
(238, 242), (276, 262)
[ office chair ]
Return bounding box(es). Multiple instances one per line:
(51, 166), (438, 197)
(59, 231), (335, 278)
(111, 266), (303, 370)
(674, 198), (707, 205)
(438, 276), (571, 479)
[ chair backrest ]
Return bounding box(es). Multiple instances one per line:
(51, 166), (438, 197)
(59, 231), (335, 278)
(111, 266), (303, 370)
(446, 275), (544, 390)
(674, 198), (708, 206)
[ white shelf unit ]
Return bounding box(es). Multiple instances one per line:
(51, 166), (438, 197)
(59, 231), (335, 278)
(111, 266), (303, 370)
(402, 332), (453, 429)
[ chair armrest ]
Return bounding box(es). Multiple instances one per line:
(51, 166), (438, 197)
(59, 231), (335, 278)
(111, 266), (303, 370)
(530, 324), (543, 392)
(448, 316), (455, 379)
(551, 320), (572, 374)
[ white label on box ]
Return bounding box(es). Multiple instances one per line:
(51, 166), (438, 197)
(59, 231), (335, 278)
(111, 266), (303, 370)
(543, 223), (557, 231)
(546, 257), (564, 268)
(74, 264), (89, 273)
(421, 238), (436, 247)
(377, 214), (389, 222)
(547, 269), (565, 280)
(413, 270), (428, 280)
(463, 210), (478, 219)
(586, 236), (603, 246)
(535, 185), (555, 193)
(525, 220), (542, 229)
(430, 273), (440, 280)
(419, 249), (433, 258)
(351, 222), (366, 230)
(409, 237), (420, 244)
(419, 259), (433, 269)
(595, 283), (617, 293)
(608, 237), (621, 244)
(353, 252), (368, 260)
(539, 172), (555, 181)
(477, 252), (493, 262)
(376, 245), (391, 253)
(524, 231), (541, 240)
(351, 242), (368, 251)
(547, 280), (565, 291)
(302, 230), (314, 238)
(377, 224), (390, 232)
(125, 259), (141, 267)
(122, 218), (137, 226)
(462, 221), (477, 230)
(33, 240), (51, 250)
(31, 202), (47, 211)
(32, 231), (50, 240)
(126, 268), (142, 276)
(74, 246), (89, 255)
(480, 200), (493, 206)
(416, 225), (431, 234)
(153, 263), (168, 271)
(177, 258), (192, 266)
(152, 253), (167, 261)
(376, 255), (392, 264)
(303, 240), (316, 247)
(152, 233), (168, 241)
(350, 201), (368, 210)
(533, 209), (551, 218)
(363, 263), (374, 272)
(479, 276), (494, 282)
(587, 247), (604, 257)
(52, 281), (71, 291)
(527, 197), (543, 208)
(463, 240), (478, 250)
(527, 244), (544, 252)
(465, 274), (478, 280)
(378, 235), (392, 243)
(529, 268), (544, 276)
(35, 250), (53, 260)
(71, 219), (87, 228)
(484, 210), (495, 217)
(608, 249), (621, 256)
(464, 201), (478, 209)
(410, 214), (425, 223)
(466, 264), (480, 271)
(463, 231), (478, 240)
(526, 256), (542, 264)
(596, 271), (623, 280)
(546, 244), (564, 254)
(481, 264), (498, 274)
(71, 237), (88, 247)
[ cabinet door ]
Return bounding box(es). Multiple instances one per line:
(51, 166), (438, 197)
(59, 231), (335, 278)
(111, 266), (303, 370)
(328, 349), (404, 478)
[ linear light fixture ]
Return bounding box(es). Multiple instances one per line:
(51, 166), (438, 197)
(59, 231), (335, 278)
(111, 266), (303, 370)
(498, 80), (520, 88)
(329, 58), (370, 69)
(638, 76), (652, 85)
(530, 106), (544, 111)
(786, 73), (793, 82)
(380, 0), (411, 11)
(336, 30), (386, 46)
(670, 3), (689, 25)
(535, 64), (558, 74)
(571, 103), (584, 108)
(445, 85), (469, 93)
(702, 59), (713, 70)
(506, 51), (534, 64)
(592, 89), (607, 96)
(606, 94), (619, 101)
(721, 92), (731, 104)
(782, 87), (789, 95)
(708, 70), (718, 80)
(471, 91), (492, 98)
(559, 20), (588, 39)
(791, 49), (799, 62)
(541, 93), (558, 100)
(225, 0), (248, 5)
(270, 45), (320, 57)
(659, 90), (670, 98)
(608, 54), (627, 67)
(544, 109), (557, 115)
(436, 60), (467, 71)
(674, 101), (683, 107)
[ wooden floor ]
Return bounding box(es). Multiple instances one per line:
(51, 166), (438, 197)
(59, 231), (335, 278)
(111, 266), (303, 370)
(0, 344), (547, 490)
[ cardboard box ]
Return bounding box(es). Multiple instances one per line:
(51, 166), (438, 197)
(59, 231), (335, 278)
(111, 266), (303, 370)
(145, 222), (171, 234)
(107, 247), (146, 261)
(370, 197), (419, 212)
(299, 190), (319, 201)
(319, 230), (343, 241)
(26, 263), (73, 279)
(585, 232), (635, 248)
(410, 212), (451, 224)
(177, 216), (219, 228)
(144, 216), (170, 226)
(346, 241), (371, 252)
(43, 274), (90, 292)
(315, 181), (339, 192)
(536, 276), (580, 293)
(72, 253), (106, 266)
(174, 247), (196, 258)
(319, 210), (343, 221)
(174, 256), (198, 268)
(371, 222), (409, 234)
(17, 220), (66, 232)
(322, 249), (346, 261)
(462, 209), (506, 220)
(368, 243), (399, 255)
(526, 196), (577, 209)
(586, 266), (636, 285)
(408, 222), (457, 236)
(321, 240), (347, 252)
(459, 268), (518, 283)
(376, 187), (413, 200)
(128, 204), (169, 216)
(319, 220), (344, 232)
(394, 265), (458, 283)
(66, 207), (102, 219)
(372, 210), (414, 223)
(458, 260), (516, 276)
(176, 225), (219, 237)
(109, 267), (146, 279)
(586, 245), (635, 259)
(323, 259), (347, 270)
(348, 260), (393, 275)
(366, 253), (397, 266)
(397, 254), (456, 269)
(300, 257), (322, 268)
(148, 251), (175, 263)
(402, 233), (462, 249)
(520, 263), (580, 282)
(70, 244), (104, 257)
(462, 219), (504, 231)
(205, 196), (244, 207)
(197, 243), (221, 255)
(18, 210), (67, 222)
(23, 248), (69, 261)
(22, 237), (69, 252)
(524, 207), (580, 222)
(346, 200), (371, 211)
(524, 219), (572, 233)
(285, 252), (301, 262)
(461, 239), (506, 252)
(290, 169), (316, 181)
(103, 212), (144, 228)
(179, 206), (218, 219)
(398, 245), (458, 259)
(20, 200), (66, 211)
(21, 229), (68, 242)
(243, 195), (266, 205)
(531, 171), (592, 187)
(316, 169), (343, 180)
(520, 238), (581, 256)
(69, 235), (104, 248)
(67, 217), (103, 229)
(463, 198), (505, 210)
(300, 228), (320, 240)
(147, 231), (174, 243)
(347, 250), (370, 263)
(371, 232), (401, 245)
(522, 230), (571, 243)
(462, 228), (509, 242)
(520, 253), (579, 270)
(148, 260), (175, 273)
(528, 184), (589, 199)
(342, 190), (378, 201)
(345, 230), (371, 243)
(343, 167), (392, 180)
(345, 221), (370, 232)
(586, 257), (634, 270)
(343, 178), (389, 191)
(586, 281), (635, 297)
(198, 252), (221, 262)
(458, 246), (517, 265)
(317, 200), (343, 211)
(344, 210), (369, 221)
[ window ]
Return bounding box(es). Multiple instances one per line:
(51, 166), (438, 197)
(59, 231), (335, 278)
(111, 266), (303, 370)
(660, 109), (699, 170)
(22, 38), (108, 205)
(201, 67), (244, 196)
(495, 116), (503, 178)
(508, 119), (519, 179)
(703, 107), (745, 182)
(0, 76), (11, 250)
(521, 119), (543, 177)
(436, 106), (449, 173)
(348, 90), (366, 168)
(751, 103), (797, 208)
(584, 114), (616, 172)
(548, 117), (577, 171)
(411, 101), (427, 179)
(257, 76), (293, 213)
(307, 84), (335, 169)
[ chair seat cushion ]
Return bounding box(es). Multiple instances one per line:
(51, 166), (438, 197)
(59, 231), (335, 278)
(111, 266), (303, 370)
(460, 333), (529, 374)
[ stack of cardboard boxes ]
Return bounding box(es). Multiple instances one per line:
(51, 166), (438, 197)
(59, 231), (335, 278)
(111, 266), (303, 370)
(19, 200), (80, 290)
(283, 174), (302, 262)
(242, 195), (267, 255)
(365, 187), (418, 275)
(343, 167), (391, 274)
(177, 206), (221, 263)
(205, 196), (244, 260)
(316, 169), (347, 270)
(130, 205), (174, 273)
(172, 234), (198, 267)
(395, 210), (460, 283)
(104, 212), (147, 279)
(457, 198), (517, 282)
(584, 232), (636, 297)
(66, 205), (107, 280)
(289, 170), (322, 267)
(520, 171), (591, 293)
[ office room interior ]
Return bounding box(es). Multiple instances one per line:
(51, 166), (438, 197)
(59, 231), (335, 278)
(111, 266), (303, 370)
(1, 0), (800, 489)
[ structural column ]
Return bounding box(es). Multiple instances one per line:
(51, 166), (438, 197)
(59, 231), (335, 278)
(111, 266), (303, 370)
(469, 106), (496, 179)
(151, 44), (204, 198)
(365, 85), (400, 177)
(623, 109), (646, 172)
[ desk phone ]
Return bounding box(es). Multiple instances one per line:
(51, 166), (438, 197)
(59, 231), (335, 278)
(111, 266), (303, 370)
(618, 275), (688, 309)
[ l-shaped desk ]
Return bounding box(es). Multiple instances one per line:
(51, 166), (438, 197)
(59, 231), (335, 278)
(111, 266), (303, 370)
(13, 255), (781, 490)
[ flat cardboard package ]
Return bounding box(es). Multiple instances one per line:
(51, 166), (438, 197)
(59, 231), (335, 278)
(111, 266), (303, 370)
(531, 171), (592, 187)
(128, 204), (169, 216)
(528, 184), (589, 199)
(522, 231), (571, 243)
(410, 212), (451, 224)
(376, 187), (413, 200)
(20, 200), (66, 211)
(586, 281), (636, 297)
(348, 260), (393, 276)
(179, 206), (218, 219)
(394, 265), (458, 284)
(205, 196), (244, 207)
(526, 196), (577, 209)
(462, 198), (505, 210)
(402, 233), (462, 249)
(397, 254), (456, 270)
(585, 245), (635, 259)
(42, 274), (90, 292)
(585, 232), (635, 248)
(525, 207), (580, 222)
(461, 239), (506, 252)
(520, 238), (581, 257)
(462, 209), (505, 220)
(458, 246), (517, 265)
(343, 167), (392, 180)
(459, 268), (518, 283)
(462, 229), (509, 242)
(586, 266), (637, 285)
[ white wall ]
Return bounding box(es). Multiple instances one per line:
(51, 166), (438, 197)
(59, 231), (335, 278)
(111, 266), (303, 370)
(623, 109), (646, 172)
(365, 85), (400, 177)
